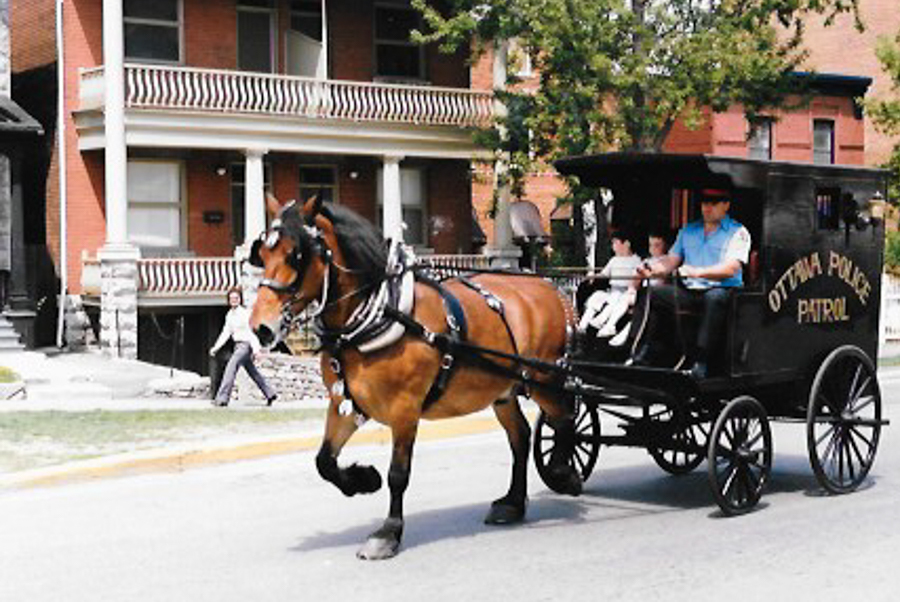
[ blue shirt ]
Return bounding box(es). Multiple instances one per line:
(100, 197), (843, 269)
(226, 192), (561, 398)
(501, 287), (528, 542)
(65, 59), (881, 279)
(670, 216), (750, 289)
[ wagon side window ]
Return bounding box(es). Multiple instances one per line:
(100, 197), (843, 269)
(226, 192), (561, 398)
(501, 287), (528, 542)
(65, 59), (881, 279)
(816, 188), (841, 231)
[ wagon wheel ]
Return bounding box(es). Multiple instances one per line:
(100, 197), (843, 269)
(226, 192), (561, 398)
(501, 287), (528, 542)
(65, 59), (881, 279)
(707, 395), (772, 516)
(645, 405), (710, 475)
(807, 345), (882, 494)
(534, 398), (602, 490)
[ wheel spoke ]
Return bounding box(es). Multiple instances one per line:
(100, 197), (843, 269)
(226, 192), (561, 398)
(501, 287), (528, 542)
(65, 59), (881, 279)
(853, 394), (876, 415)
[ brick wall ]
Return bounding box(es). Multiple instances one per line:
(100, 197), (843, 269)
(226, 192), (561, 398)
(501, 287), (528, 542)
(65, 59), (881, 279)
(62, 0), (104, 293)
(427, 159), (471, 253)
(184, 0), (236, 69)
(802, 0), (898, 166)
(10, 0), (55, 73)
(186, 157), (233, 256)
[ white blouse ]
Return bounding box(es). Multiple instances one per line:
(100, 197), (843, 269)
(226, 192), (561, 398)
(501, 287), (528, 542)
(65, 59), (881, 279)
(210, 305), (262, 354)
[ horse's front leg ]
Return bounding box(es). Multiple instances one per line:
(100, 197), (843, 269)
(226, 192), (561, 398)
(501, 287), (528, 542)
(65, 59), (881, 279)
(357, 421), (418, 560)
(315, 407), (382, 497)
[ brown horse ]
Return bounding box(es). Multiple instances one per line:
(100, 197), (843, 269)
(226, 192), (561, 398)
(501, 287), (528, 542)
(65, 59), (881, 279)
(249, 194), (582, 559)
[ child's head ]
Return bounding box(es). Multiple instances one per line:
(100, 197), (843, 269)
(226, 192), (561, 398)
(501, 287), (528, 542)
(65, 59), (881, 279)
(610, 230), (633, 256)
(647, 233), (668, 258)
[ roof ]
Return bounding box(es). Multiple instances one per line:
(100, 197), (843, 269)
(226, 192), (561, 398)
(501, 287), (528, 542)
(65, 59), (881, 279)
(554, 152), (886, 192)
(792, 71), (873, 98)
(0, 96), (43, 136)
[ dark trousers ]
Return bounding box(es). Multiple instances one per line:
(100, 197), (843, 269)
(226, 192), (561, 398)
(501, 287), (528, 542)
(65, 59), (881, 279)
(633, 284), (733, 364)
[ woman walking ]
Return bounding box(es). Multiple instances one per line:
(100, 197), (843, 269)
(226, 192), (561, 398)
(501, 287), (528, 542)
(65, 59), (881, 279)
(209, 286), (277, 407)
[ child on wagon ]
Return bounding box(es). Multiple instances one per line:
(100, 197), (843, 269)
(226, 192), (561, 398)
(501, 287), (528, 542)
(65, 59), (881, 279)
(608, 230), (670, 347)
(578, 229), (643, 339)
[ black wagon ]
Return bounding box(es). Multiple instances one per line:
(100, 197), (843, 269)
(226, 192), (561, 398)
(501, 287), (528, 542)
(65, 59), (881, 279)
(534, 152), (890, 515)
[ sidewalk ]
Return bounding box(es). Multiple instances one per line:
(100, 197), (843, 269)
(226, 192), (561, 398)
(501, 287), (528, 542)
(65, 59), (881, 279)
(0, 347), (327, 411)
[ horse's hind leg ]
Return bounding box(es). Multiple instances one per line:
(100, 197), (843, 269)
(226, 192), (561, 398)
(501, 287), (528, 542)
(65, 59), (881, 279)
(357, 420), (418, 560)
(531, 386), (583, 496)
(484, 391), (530, 525)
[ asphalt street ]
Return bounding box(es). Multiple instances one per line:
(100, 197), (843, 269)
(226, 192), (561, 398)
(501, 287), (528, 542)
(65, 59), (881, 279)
(2, 377), (899, 602)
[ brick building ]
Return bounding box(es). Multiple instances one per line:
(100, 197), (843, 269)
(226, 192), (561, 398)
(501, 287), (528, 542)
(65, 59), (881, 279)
(12, 0), (505, 368)
(801, 0), (899, 168)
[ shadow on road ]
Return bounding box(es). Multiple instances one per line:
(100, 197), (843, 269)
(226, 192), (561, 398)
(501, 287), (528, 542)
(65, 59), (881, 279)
(288, 453), (850, 555)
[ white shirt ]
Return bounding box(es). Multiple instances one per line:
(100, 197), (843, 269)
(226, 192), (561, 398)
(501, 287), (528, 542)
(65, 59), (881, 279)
(599, 255), (643, 292)
(211, 305), (261, 354)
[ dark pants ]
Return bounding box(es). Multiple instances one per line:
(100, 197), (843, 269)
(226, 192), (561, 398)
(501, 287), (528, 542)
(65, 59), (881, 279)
(632, 284), (733, 366)
(215, 342), (275, 403)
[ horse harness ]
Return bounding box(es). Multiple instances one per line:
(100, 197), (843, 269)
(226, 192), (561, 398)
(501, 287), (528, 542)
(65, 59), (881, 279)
(256, 217), (532, 420)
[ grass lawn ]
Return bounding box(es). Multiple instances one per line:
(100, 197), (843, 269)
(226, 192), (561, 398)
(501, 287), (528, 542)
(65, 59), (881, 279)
(0, 408), (324, 473)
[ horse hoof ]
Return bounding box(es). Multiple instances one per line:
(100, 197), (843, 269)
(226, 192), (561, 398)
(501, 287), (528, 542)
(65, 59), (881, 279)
(484, 500), (526, 525)
(343, 464), (382, 496)
(547, 465), (583, 497)
(356, 518), (403, 560)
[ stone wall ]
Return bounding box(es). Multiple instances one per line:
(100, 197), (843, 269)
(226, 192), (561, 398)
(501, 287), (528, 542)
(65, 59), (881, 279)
(230, 353), (328, 404)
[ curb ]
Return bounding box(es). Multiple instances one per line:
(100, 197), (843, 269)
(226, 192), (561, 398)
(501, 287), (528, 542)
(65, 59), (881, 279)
(0, 413), (511, 491)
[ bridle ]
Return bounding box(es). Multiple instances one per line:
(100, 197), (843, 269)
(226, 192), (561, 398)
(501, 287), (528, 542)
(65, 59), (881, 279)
(251, 217), (380, 336)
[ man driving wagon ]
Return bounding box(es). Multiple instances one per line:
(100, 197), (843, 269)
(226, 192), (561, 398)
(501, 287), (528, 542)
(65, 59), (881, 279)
(628, 188), (751, 378)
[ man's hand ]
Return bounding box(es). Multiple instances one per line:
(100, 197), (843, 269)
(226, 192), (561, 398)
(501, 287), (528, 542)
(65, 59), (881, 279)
(678, 265), (700, 279)
(208, 349), (216, 358)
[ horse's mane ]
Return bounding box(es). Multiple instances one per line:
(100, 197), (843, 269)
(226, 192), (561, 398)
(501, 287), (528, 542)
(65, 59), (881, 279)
(281, 202), (388, 288)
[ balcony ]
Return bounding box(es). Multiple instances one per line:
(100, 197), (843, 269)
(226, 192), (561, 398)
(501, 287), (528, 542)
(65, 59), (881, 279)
(76, 64), (496, 159)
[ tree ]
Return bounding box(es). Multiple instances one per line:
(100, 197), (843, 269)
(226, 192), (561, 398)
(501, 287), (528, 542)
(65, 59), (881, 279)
(866, 27), (900, 204)
(414, 0), (859, 265)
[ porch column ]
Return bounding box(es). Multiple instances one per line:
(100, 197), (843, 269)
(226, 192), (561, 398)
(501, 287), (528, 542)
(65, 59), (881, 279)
(487, 41), (520, 269)
(99, 0), (139, 359)
(239, 148), (268, 309)
(381, 155), (404, 242)
(243, 148), (268, 245)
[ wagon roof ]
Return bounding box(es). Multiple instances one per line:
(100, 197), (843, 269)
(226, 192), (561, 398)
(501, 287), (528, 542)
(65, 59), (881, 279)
(554, 153), (887, 193)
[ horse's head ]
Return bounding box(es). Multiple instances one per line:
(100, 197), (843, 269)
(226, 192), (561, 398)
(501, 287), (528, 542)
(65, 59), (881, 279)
(249, 192), (336, 348)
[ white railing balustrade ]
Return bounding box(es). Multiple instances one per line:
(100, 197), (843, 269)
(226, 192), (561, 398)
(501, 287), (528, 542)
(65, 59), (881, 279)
(80, 65), (496, 129)
(416, 254), (492, 280)
(137, 257), (242, 295)
(881, 273), (900, 343)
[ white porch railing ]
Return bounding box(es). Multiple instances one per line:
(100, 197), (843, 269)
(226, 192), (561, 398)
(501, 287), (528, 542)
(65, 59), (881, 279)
(79, 64), (496, 129)
(137, 257), (242, 296)
(416, 253), (492, 279)
(81, 256), (242, 299)
(881, 273), (900, 343)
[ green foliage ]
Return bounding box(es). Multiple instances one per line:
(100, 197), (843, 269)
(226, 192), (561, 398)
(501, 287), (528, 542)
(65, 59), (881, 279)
(866, 28), (900, 206)
(0, 366), (20, 383)
(885, 229), (900, 273)
(415, 0), (859, 166)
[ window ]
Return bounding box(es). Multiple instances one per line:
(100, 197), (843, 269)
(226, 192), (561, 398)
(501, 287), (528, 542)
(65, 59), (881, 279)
(230, 162), (273, 246)
(374, 2), (424, 81)
(238, 0), (276, 73)
(377, 167), (427, 246)
(291, 1), (323, 41)
(124, 0), (181, 63)
(816, 188), (841, 230)
(299, 166), (337, 204)
(813, 120), (835, 165)
(509, 38), (533, 78)
(748, 118), (772, 161)
(287, 1), (326, 77)
(127, 161), (183, 248)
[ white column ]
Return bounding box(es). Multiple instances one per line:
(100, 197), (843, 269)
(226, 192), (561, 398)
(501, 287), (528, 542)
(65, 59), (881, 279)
(244, 148), (268, 245)
(381, 155), (404, 243)
(488, 41), (520, 268)
(101, 0), (130, 251)
(99, 0), (138, 359)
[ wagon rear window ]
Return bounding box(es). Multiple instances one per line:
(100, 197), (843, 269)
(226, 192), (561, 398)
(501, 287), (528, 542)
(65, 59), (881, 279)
(816, 188), (841, 230)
